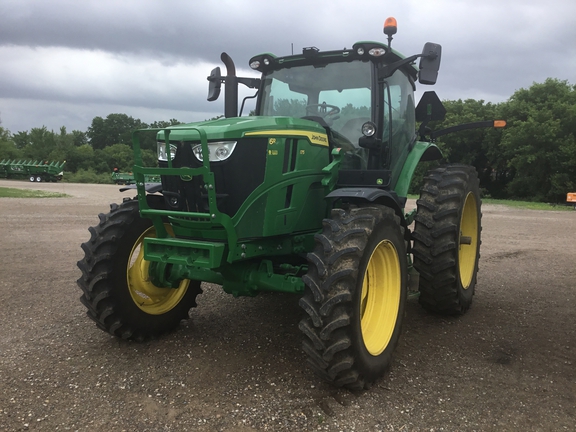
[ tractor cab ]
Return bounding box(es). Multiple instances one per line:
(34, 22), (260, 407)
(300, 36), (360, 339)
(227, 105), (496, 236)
(260, 52), (415, 187)
(208, 31), (442, 192)
(252, 46), (418, 163)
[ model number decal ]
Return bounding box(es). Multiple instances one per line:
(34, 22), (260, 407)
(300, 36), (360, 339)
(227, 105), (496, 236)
(245, 130), (329, 147)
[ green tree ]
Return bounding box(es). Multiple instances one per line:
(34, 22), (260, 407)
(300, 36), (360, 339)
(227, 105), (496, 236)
(15, 127), (58, 161)
(65, 144), (94, 172)
(12, 131), (30, 150)
(0, 141), (22, 160)
(98, 143), (134, 173)
(87, 114), (147, 150)
(409, 99), (504, 196)
(429, 99), (506, 197)
(0, 126), (22, 160)
(141, 149), (159, 168)
(71, 129), (88, 147)
(1, 114), (182, 179)
(149, 119), (181, 128)
(0, 124), (10, 142)
(499, 79), (576, 202)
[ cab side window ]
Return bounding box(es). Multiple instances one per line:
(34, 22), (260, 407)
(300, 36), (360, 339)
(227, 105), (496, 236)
(382, 70), (416, 167)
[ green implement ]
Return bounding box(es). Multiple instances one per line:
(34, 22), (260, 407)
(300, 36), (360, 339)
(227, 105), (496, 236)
(0, 159), (65, 182)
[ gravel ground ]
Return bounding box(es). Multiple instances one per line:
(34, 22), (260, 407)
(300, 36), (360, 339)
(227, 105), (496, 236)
(0, 179), (574, 431)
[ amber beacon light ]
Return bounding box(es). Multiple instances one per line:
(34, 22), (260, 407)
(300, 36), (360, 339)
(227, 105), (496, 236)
(384, 17), (398, 47)
(384, 17), (397, 35)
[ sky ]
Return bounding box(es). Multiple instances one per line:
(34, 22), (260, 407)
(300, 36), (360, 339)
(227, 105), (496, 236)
(1, 0), (575, 134)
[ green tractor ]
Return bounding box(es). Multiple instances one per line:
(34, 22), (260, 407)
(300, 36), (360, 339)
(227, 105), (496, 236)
(77, 19), (501, 389)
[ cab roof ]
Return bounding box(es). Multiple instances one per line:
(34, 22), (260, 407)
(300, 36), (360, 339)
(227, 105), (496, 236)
(249, 41), (418, 80)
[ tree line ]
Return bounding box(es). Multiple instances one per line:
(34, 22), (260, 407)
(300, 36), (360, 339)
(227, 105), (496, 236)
(0, 78), (574, 202)
(0, 115), (181, 183)
(427, 78), (576, 202)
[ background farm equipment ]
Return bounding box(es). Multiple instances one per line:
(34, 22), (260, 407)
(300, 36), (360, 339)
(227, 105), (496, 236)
(567, 192), (576, 210)
(111, 168), (160, 185)
(0, 159), (65, 182)
(78, 18), (504, 390)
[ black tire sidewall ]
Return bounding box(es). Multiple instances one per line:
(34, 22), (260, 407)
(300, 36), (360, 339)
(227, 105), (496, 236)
(414, 164), (482, 314)
(350, 216), (407, 381)
(105, 202), (196, 335)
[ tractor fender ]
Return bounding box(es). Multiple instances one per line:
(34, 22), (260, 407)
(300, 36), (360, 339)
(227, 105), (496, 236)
(394, 141), (442, 198)
(326, 187), (406, 224)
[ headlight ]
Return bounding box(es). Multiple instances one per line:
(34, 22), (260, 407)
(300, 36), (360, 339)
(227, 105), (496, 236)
(192, 141), (237, 162)
(368, 47), (386, 57)
(362, 122), (377, 137)
(157, 142), (177, 161)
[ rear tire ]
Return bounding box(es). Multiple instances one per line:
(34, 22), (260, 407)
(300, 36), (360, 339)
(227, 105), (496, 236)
(299, 205), (407, 390)
(77, 199), (202, 340)
(412, 164), (481, 315)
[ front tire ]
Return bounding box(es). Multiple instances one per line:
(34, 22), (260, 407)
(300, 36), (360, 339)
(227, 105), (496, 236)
(299, 205), (407, 390)
(77, 199), (202, 340)
(412, 164), (481, 314)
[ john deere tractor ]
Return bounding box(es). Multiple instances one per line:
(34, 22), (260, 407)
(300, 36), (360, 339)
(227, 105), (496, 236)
(77, 19), (501, 389)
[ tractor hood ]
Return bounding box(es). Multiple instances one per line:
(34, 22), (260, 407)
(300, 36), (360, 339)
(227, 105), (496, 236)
(157, 116), (326, 142)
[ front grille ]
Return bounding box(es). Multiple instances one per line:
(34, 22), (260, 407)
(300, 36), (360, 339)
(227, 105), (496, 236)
(159, 138), (268, 217)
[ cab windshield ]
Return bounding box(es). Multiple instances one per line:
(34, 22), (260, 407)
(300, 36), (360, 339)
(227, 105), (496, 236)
(259, 61), (372, 144)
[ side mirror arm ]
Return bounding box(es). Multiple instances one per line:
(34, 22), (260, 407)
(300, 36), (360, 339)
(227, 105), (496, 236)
(378, 54), (420, 81)
(238, 77), (260, 89)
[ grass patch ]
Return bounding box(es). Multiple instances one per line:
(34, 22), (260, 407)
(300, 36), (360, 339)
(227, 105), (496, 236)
(0, 187), (69, 198)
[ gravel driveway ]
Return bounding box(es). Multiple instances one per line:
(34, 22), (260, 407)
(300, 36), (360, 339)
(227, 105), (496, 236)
(0, 179), (574, 431)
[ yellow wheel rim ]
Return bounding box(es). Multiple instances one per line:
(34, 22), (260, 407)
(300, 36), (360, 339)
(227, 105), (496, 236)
(127, 225), (190, 315)
(458, 192), (479, 289)
(360, 239), (402, 356)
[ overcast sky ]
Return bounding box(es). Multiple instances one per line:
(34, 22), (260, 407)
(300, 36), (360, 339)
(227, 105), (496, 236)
(1, 0), (575, 134)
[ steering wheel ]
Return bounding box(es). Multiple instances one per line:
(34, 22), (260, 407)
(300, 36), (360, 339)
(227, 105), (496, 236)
(305, 103), (340, 118)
